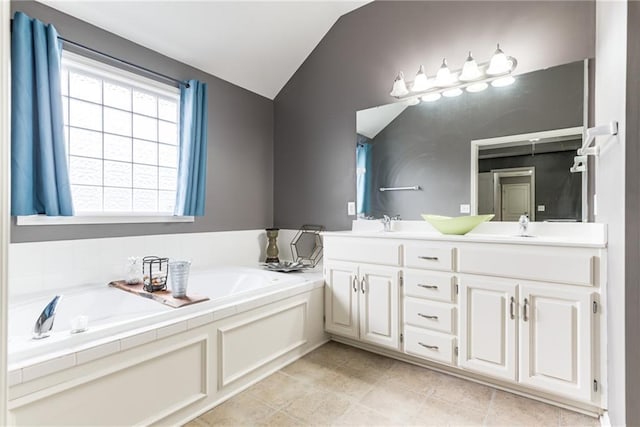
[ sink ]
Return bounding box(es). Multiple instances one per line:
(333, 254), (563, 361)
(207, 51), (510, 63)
(421, 214), (495, 235)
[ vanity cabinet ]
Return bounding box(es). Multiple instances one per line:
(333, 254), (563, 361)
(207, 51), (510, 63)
(322, 229), (606, 412)
(401, 246), (458, 366)
(459, 278), (596, 400)
(324, 261), (401, 350)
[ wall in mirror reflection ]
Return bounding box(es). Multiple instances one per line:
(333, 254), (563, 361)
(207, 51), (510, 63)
(356, 60), (587, 222)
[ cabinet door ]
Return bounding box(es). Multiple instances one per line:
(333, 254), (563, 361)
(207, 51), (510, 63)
(459, 277), (517, 381)
(358, 265), (401, 350)
(324, 262), (359, 339)
(519, 284), (594, 401)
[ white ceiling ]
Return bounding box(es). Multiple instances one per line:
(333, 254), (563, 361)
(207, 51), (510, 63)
(39, 1), (369, 99)
(357, 102), (408, 139)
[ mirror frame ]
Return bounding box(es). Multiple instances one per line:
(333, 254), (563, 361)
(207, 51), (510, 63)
(470, 126), (586, 222)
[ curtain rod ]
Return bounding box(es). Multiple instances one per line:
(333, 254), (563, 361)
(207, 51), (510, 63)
(58, 36), (190, 88)
(10, 18), (190, 88)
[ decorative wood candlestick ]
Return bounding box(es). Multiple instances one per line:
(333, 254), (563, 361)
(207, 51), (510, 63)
(265, 228), (280, 263)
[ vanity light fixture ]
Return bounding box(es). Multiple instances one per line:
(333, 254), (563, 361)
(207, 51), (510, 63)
(411, 65), (430, 92)
(390, 71), (409, 97)
(442, 88), (463, 97)
(435, 59), (456, 86)
(389, 43), (517, 103)
(466, 82), (489, 93)
(486, 44), (513, 75)
(421, 93), (442, 102)
(491, 75), (516, 87)
(459, 52), (482, 81)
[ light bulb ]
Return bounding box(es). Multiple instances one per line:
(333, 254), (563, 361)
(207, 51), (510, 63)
(390, 72), (409, 97)
(466, 82), (488, 93)
(421, 93), (441, 102)
(487, 44), (513, 75)
(459, 52), (482, 81)
(442, 88), (463, 97)
(435, 59), (456, 86)
(491, 76), (515, 87)
(411, 65), (430, 92)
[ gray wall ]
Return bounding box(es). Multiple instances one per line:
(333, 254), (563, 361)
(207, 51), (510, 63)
(274, 0), (595, 231)
(10, 1), (274, 243)
(365, 62), (583, 221)
(626, 1), (640, 425)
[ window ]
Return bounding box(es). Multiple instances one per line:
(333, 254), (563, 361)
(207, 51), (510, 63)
(60, 51), (180, 215)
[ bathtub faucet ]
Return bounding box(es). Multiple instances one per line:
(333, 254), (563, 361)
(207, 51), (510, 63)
(33, 295), (63, 340)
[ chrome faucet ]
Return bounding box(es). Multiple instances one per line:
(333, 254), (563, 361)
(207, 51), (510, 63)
(380, 214), (401, 232)
(518, 214), (530, 236)
(33, 295), (62, 340)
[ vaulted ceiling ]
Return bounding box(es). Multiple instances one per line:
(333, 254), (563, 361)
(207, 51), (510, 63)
(39, 1), (369, 99)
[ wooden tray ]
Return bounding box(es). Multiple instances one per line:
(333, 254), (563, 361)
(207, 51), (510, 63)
(108, 280), (209, 308)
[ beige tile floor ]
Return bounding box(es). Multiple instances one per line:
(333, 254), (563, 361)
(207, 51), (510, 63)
(184, 341), (600, 427)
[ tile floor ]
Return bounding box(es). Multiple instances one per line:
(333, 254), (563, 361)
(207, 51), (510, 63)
(184, 341), (600, 427)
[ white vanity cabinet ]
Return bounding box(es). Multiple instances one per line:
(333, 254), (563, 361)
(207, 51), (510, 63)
(322, 228), (606, 412)
(459, 277), (596, 401)
(323, 237), (402, 350)
(324, 262), (401, 349)
(401, 243), (458, 366)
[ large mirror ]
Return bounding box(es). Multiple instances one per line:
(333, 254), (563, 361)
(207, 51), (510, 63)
(356, 60), (588, 222)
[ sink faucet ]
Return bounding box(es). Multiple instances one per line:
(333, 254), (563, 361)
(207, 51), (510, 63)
(518, 214), (529, 236)
(33, 295), (62, 340)
(380, 214), (401, 232)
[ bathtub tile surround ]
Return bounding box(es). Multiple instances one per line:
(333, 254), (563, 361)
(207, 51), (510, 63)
(8, 229), (301, 297)
(185, 341), (599, 426)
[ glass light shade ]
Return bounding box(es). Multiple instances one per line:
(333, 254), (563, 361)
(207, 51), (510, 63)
(459, 52), (482, 81)
(466, 82), (488, 93)
(421, 92), (441, 102)
(435, 59), (456, 86)
(442, 88), (463, 97)
(491, 76), (515, 87)
(487, 44), (513, 75)
(411, 65), (430, 92)
(390, 72), (409, 97)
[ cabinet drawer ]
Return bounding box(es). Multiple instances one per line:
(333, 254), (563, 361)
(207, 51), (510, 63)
(404, 325), (456, 365)
(403, 270), (456, 303)
(458, 245), (597, 286)
(404, 244), (455, 271)
(324, 238), (401, 266)
(404, 297), (455, 334)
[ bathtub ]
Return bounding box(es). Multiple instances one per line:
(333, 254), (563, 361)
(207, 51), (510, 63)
(8, 266), (316, 367)
(7, 265), (326, 426)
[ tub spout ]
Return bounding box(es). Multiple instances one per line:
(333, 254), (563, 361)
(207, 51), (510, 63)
(33, 295), (62, 340)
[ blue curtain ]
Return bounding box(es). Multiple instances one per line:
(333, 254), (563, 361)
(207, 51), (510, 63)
(175, 80), (208, 216)
(11, 12), (73, 216)
(356, 141), (372, 216)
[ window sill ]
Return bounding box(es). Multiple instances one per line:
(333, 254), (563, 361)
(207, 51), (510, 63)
(16, 214), (195, 226)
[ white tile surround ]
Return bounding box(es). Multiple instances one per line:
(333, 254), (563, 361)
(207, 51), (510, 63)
(9, 229), (301, 297)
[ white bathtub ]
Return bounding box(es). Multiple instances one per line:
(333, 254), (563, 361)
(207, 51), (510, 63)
(8, 266), (313, 366)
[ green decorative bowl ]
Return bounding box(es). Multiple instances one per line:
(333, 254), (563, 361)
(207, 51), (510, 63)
(421, 214), (495, 235)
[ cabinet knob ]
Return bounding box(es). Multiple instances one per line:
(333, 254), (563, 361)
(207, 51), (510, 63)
(523, 297), (529, 322)
(417, 284), (438, 290)
(418, 256), (439, 261)
(352, 276), (358, 293)
(510, 296), (516, 320)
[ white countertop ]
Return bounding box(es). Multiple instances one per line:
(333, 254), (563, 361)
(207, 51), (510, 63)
(322, 220), (607, 249)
